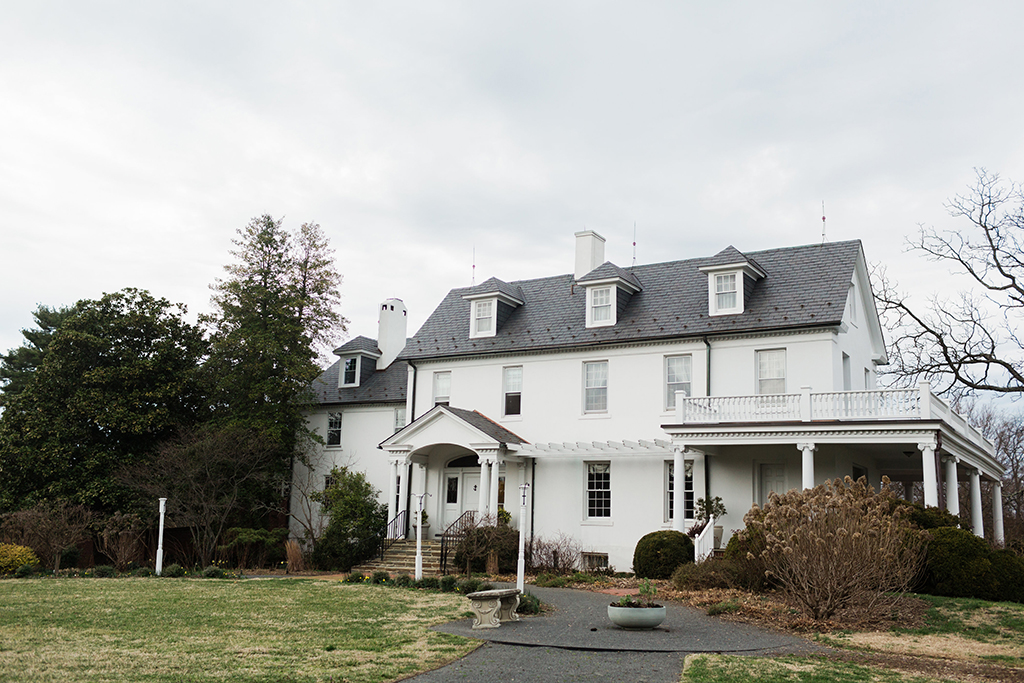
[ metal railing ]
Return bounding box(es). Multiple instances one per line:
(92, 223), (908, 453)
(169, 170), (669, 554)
(379, 509), (408, 560)
(439, 510), (476, 576)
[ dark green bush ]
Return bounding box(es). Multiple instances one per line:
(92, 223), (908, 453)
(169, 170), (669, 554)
(15, 564), (35, 578)
(310, 466), (387, 571)
(417, 577), (440, 590)
(201, 565), (227, 579)
(632, 530), (694, 579)
(132, 567), (154, 577)
(899, 501), (963, 530)
(439, 575), (458, 592)
(394, 574), (414, 588)
(217, 527), (289, 569)
(921, 527), (995, 598)
(671, 558), (739, 590)
(60, 545), (81, 569)
(989, 549), (1024, 604)
(457, 578), (482, 594)
(517, 591), (541, 615)
(370, 570), (390, 585)
(93, 565), (116, 578)
(162, 563), (186, 578)
(344, 571), (364, 583)
(723, 523), (772, 592)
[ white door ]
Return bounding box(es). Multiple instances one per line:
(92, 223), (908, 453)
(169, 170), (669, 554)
(442, 470), (480, 529)
(760, 463), (786, 505)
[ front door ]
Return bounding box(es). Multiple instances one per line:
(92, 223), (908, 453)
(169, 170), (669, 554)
(760, 463), (786, 505)
(442, 469), (480, 529)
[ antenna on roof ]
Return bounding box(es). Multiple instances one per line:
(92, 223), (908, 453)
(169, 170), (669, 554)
(632, 222), (637, 268)
(821, 201), (828, 244)
(472, 246), (476, 286)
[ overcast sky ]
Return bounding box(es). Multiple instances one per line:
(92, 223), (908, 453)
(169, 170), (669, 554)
(3, 2), (1024, 361)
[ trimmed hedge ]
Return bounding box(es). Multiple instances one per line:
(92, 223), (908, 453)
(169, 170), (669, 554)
(920, 527), (1024, 603)
(632, 530), (693, 579)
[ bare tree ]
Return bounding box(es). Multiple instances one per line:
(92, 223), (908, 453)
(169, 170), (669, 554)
(96, 512), (147, 572)
(875, 169), (1024, 398)
(122, 424), (280, 566)
(1, 500), (92, 572)
(288, 433), (337, 552)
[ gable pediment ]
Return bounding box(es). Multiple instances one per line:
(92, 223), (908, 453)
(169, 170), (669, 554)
(380, 405), (526, 455)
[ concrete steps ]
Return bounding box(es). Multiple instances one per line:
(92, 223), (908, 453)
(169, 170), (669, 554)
(352, 539), (444, 577)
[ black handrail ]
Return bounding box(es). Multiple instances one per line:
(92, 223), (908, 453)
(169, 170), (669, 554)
(439, 510), (476, 575)
(379, 510), (408, 560)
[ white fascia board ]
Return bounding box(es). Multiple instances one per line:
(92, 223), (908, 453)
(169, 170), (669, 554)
(461, 291), (525, 307)
(378, 405), (500, 450)
(697, 261), (767, 280)
(580, 276), (641, 294)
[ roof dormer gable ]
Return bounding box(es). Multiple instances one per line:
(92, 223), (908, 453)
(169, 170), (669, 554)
(461, 277), (525, 339)
(577, 262), (642, 328)
(332, 335), (381, 388)
(697, 246), (767, 317)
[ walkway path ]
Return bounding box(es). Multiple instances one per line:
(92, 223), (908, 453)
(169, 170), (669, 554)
(407, 584), (828, 682)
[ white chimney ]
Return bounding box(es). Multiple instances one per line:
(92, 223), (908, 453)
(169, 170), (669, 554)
(574, 230), (606, 280)
(377, 298), (407, 368)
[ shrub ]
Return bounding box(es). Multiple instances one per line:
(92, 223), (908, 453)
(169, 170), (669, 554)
(989, 549), (1024, 604)
(671, 559), (739, 590)
(706, 600), (741, 616)
(517, 591), (541, 615)
(93, 565), (116, 578)
(310, 467), (387, 571)
(0, 543), (39, 574)
(60, 545), (81, 569)
(533, 572), (567, 588)
(97, 512), (145, 572)
(747, 477), (926, 621)
(370, 570), (390, 585)
(162, 563), (186, 578)
(394, 574), (414, 588)
(457, 578), (482, 594)
(0, 501), (92, 572)
(632, 530), (694, 579)
(132, 567), (154, 577)
(15, 564), (35, 578)
(723, 527), (770, 592)
(898, 501), (963, 530)
(218, 527), (289, 569)
(439, 575), (458, 592)
(528, 533), (581, 575)
(496, 509), (512, 527)
(417, 577), (440, 590)
(920, 527), (996, 599)
(344, 571), (364, 583)
(454, 524), (518, 575)
(201, 565), (227, 579)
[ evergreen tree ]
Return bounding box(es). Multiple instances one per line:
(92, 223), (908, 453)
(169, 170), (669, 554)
(0, 304), (79, 405)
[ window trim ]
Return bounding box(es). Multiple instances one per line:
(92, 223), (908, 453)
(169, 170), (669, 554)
(664, 354), (693, 411)
(585, 461), (611, 520)
(707, 270), (744, 316)
(433, 371), (451, 406)
(340, 356), (360, 387)
(470, 299), (497, 338)
(583, 360), (609, 414)
(502, 365), (522, 417)
(665, 460), (694, 523)
(586, 285), (615, 328)
(756, 348), (786, 395)
(326, 412), (342, 448)
(393, 407), (406, 434)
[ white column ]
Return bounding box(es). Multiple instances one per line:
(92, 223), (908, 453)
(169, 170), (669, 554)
(672, 447), (686, 532)
(489, 458), (501, 516)
(944, 456), (960, 517)
(398, 461), (410, 533)
(920, 441), (938, 508)
(970, 468), (984, 538)
(387, 460), (398, 522)
(993, 482), (1005, 546)
(478, 458), (491, 516)
(798, 443), (816, 490)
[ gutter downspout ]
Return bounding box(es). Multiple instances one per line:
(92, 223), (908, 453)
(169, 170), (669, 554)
(407, 359), (417, 422)
(703, 336), (711, 499)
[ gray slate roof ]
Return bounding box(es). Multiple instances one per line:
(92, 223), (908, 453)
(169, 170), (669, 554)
(401, 240), (862, 361)
(312, 356), (407, 405)
(332, 335), (381, 356)
(577, 262), (644, 290)
(465, 277), (526, 303)
(442, 406), (527, 445)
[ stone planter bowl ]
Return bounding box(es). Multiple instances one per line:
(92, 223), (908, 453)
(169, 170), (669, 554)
(607, 604), (666, 629)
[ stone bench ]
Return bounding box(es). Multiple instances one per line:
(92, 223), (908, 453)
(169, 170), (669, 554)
(465, 588), (521, 629)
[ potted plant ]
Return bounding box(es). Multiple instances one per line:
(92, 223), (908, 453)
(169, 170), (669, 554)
(607, 579), (666, 629)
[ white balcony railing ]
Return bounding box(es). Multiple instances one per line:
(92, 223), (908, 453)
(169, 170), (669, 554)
(674, 381), (991, 451)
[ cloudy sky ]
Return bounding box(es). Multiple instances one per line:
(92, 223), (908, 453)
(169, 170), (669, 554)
(3, 2), (1024, 359)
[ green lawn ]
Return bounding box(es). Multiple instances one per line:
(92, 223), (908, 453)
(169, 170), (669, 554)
(682, 654), (938, 683)
(0, 577), (477, 683)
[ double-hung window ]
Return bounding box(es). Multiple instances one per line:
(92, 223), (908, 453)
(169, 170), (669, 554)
(666, 460), (694, 521)
(665, 355), (692, 410)
(757, 349), (786, 394)
(503, 366), (522, 416)
(589, 286), (613, 326)
(433, 371), (451, 406)
(587, 462), (611, 518)
(473, 300), (493, 336)
(341, 357), (358, 386)
(715, 273), (737, 311)
(327, 412), (342, 447)
(584, 361), (608, 413)
(393, 407), (406, 433)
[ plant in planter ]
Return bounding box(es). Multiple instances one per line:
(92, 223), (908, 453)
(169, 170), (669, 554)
(607, 579), (666, 629)
(688, 496), (728, 547)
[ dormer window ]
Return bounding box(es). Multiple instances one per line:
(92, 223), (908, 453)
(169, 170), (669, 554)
(472, 299), (495, 337)
(339, 356), (360, 387)
(588, 286), (614, 327)
(715, 273), (737, 311)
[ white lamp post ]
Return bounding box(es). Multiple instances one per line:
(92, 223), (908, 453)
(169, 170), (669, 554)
(155, 497), (166, 576)
(517, 483), (530, 592)
(413, 492), (431, 581)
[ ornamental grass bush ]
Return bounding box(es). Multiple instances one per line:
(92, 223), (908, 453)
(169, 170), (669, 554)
(632, 530), (694, 579)
(745, 476), (926, 621)
(0, 543), (39, 574)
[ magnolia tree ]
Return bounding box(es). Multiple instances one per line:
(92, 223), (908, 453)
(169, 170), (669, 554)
(744, 477), (926, 621)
